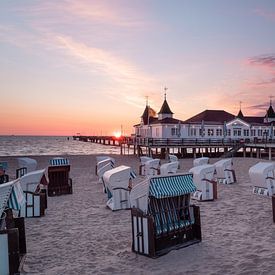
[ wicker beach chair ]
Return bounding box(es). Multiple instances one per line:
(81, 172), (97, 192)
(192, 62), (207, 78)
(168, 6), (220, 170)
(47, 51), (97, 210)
(95, 157), (115, 176)
(130, 173), (201, 258)
(193, 157), (209, 167)
(0, 180), (27, 275)
(144, 159), (160, 176)
(214, 158), (236, 184)
(102, 165), (136, 211)
(18, 169), (48, 217)
(249, 162), (275, 196)
(169, 154), (180, 168)
(48, 157), (73, 196)
(17, 157), (37, 172)
(0, 161), (9, 184)
(139, 156), (153, 175)
(189, 164), (217, 201)
(97, 162), (115, 185)
(159, 161), (179, 175)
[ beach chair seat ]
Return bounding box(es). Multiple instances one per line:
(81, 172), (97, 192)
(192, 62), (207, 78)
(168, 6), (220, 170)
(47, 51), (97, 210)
(130, 173), (201, 258)
(159, 161), (179, 175)
(249, 162), (275, 196)
(48, 158), (73, 196)
(17, 157), (37, 173)
(189, 164), (217, 201)
(0, 180), (27, 275)
(193, 157), (209, 167)
(214, 158), (236, 184)
(19, 169), (48, 217)
(95, 157), (115, 176)
(139, 156), (153, 175)
(144, 159), (160, 176)
(103, 165), (136, 211)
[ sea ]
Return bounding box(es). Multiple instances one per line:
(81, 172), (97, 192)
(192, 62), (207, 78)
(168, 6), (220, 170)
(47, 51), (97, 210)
(0, 136), (121, 156)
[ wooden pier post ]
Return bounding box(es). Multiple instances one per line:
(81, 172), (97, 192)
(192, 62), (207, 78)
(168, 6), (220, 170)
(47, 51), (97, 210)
(272, 195), (275, 223)
(269, 147), (272, 161)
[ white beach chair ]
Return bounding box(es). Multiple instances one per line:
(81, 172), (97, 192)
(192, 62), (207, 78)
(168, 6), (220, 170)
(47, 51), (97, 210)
(189, 164), (217, 201)
(193, 157), (209, 167)
(144, 159), (160, 176)
(102, 165), (135, 211)
(95, 157), (115, 176)
(17, 157), (37, 173)
(130, 173), (201, 258)
(249, 162), (275, 196)
(139, 156), (153, 175)
(214, 158), (236, 184)
(97, 162), (115, 184)
(159, 161), (179, 175)
(19, 169), (48, 217)
(0, 180), (26, 275)
(169, 154), (178, 163)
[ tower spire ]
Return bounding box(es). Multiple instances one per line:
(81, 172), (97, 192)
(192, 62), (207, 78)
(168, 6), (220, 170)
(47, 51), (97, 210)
(164, 86), (168, 100)
(269, 95), (273, 106)
(146, 96), (149, 106)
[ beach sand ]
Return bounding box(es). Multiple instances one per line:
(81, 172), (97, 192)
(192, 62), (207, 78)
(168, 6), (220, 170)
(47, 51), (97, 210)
(2, 155), (275, 275)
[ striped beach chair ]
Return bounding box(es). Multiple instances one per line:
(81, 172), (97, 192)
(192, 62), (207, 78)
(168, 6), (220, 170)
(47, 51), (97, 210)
(48, 157), (72, 196)
(96, 157), (115, 176)
(189, 164), (217, 201)
(103, 165), (136, 211)
(130, 173), (201, 258)
(0, 161), (9, 184)
(249, 162), (275, 196)
(18, 169), (48, 217)
(0, 180), (27, 275)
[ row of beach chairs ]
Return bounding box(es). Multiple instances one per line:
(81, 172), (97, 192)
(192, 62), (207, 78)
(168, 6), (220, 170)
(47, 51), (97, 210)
(0, 157), (73, 274)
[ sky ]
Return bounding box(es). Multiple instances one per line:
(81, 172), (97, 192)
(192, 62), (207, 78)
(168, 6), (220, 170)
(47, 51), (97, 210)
(0, 0), (275, 136)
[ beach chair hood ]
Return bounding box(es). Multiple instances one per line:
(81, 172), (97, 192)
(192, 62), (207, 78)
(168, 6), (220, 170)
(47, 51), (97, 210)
(20, 169), (46, 193)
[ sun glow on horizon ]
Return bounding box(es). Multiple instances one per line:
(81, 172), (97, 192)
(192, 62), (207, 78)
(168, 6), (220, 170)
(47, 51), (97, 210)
(113, 131), (122, 138)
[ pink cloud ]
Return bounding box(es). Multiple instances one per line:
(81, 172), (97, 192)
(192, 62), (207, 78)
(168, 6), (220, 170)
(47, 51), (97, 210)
(254, 8), (275, 21)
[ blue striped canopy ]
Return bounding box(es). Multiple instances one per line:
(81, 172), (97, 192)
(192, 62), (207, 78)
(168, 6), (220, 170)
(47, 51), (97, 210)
(149, 174), (196, 199)
(49, 158), (69, 166)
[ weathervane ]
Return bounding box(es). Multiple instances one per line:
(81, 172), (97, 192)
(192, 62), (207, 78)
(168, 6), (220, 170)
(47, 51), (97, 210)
(269, 95), (274, 106)
(239, 101), (242, 110)
(164, 86), (168, 100)
(146, 95), (149, 106)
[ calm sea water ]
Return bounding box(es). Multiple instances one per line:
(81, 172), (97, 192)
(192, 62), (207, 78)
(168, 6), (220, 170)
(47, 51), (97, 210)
(0, 136), (121, 156)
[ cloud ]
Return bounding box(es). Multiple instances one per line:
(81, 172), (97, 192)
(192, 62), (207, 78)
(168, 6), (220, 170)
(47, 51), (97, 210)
(254, 8), (275, 21)
(248, 54), (275, 69)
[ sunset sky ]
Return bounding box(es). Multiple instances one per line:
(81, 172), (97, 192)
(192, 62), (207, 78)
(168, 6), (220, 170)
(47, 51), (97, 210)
(1, 0), (275, 136)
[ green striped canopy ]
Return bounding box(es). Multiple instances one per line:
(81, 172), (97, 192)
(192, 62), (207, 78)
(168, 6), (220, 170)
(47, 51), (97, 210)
(149, 173), (196, 199)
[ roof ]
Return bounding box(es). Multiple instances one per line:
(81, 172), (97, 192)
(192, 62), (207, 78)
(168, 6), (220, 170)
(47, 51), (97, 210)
(158, 99), (173, 114)
(150, 117), (185, 125)
(266, 105), (275, 118)
(237, 109), (244, 118)
(149, 174), (196, 199)
(184, 110), (235, 124)
(242, 116), (265, 124)
(141, 106), (157, 125)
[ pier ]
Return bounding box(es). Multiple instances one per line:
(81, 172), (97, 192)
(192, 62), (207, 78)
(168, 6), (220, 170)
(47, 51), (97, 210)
(73, 135), (275, 159)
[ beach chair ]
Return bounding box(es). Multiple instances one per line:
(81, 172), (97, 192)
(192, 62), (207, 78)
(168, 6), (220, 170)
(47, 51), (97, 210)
(18, 169), (48, 217)
(103, 165), (136, 211)
(249, 162), (275, 196)
(0, 161), (9, 184)
(193, 157), (209, 167)
(17, 157), (38, 173)
(0, 180), (27, 275)
(159, 161), (179, 175)
(96, 157), (115, 176)
(139, 156), (153, 175)
(214, 158), (236, 184)
(48, 157), (73, 196)
(16, 167), (28, 179)
(97, 162), (115, 184)
(169, 154), (180, 169)
(144, 159), (160, 176)
(189, 164), (217, 201)
(130, 173), (201, 258)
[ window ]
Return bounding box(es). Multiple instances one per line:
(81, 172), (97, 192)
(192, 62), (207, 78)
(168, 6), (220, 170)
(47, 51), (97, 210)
(227, 129), (231, 136)
(233, 128), (241, 136)
(258, 129), (263, 136)
(243, 129), (249, 136)
(216, 129), (222, 136)
(156, 128), (159, 137)
(207, 129), (214, 136)
(250, 129), (256, 136)
(190, 128), (197, 136)
(171, 128), (179, 136)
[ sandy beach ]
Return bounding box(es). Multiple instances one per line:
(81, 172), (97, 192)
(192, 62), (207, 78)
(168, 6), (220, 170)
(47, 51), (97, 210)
(2, 155), (275, 275)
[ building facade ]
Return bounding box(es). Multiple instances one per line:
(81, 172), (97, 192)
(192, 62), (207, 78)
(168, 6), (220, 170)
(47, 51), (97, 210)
(134, 97), (275, 141)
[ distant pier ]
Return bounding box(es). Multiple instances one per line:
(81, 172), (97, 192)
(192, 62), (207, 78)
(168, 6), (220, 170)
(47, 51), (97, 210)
(73, 135), (275, 159)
